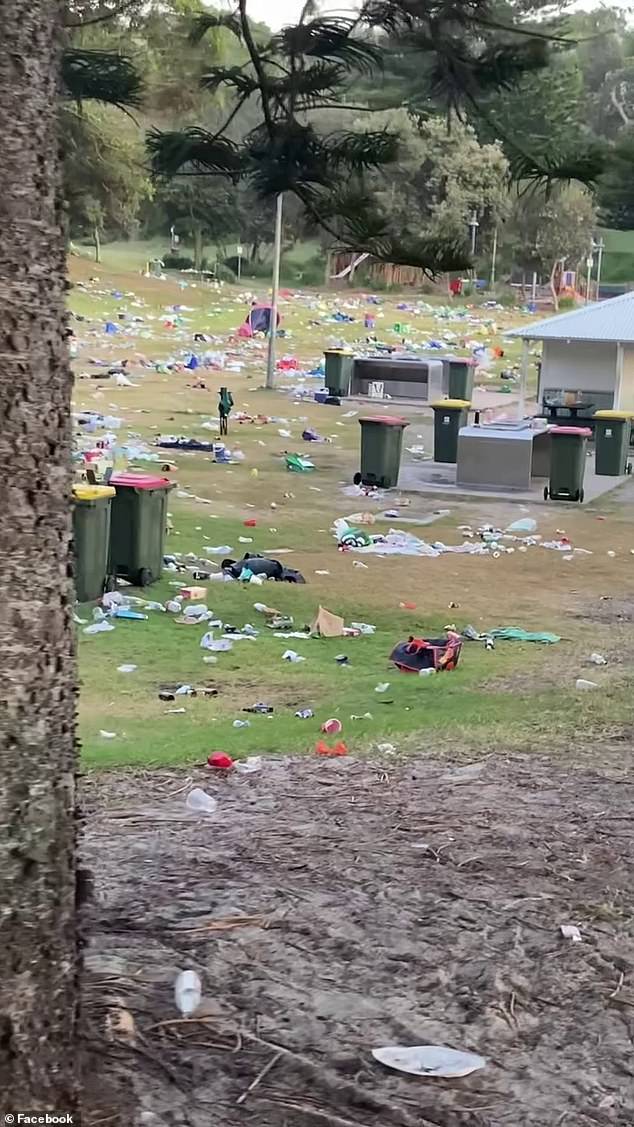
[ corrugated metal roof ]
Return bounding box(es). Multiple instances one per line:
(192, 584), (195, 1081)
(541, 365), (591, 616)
(506, 291), (634, 343)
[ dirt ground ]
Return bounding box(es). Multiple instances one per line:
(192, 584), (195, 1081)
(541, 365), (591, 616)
(82, 750), (634, 1127)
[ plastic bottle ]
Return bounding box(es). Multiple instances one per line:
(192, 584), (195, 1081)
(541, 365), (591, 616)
(174, 970), (202, 1017)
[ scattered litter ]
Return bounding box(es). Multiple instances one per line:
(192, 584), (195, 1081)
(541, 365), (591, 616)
(233, 719), (251, 728)
(174, 970), (202, 1017)
(117, 664), (137, 673)
(576, 678), (598, 691)
(315, 740), (348, 757)
(295, 708), (314, 719)
(185, 788), (218, 815)
(99, 730), (117, 739)
(235, 756), (263, 774)
(375, 682), (390, 693)
(321, 718), (343, 735)
(560, 924), (582, 942)
(208, 753), (234, 770)
(84, 620), (115, 635)
(589, 653), (607, 665)
(283, 649), (305, 662)
(372, 1044), (486, 1079)
(200, 633), (233, 652)
(311, 606), (345, 637)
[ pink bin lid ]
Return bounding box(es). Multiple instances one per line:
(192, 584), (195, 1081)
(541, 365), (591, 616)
(358, 416), (408, 427)
(550, 426), (592, 437)
(110, 472), (172, 490)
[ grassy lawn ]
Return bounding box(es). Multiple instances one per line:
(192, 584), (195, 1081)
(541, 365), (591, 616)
(71, 252), (634, 769)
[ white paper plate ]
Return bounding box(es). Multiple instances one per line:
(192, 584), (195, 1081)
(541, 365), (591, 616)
(372, 1044), (486, 1078)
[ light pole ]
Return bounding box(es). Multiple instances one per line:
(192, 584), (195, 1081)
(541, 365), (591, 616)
(266, 193), (284, 390)
(585, 250), (594, 304)
(593, 237), (605, 300)
(490, 226), (498, 288)
(468, 211), (479, 257)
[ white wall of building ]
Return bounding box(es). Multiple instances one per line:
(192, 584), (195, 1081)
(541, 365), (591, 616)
(540, 340), (617, 400)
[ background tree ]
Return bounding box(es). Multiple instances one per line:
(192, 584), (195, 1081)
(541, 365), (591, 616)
(0, 0), (77, 1107)
(502, 183), (596, 304)
(370, 111), (510, 249)
(148, 0), (557, 273)
(64, 106), (152, 258)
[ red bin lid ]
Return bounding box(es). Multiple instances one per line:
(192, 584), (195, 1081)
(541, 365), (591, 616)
(358, 415), (408, 427)
(550, 426), (592, 437)
(110, 472), (172, 490)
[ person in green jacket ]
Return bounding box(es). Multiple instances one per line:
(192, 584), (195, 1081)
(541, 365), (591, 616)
(218, 386), (234, 435)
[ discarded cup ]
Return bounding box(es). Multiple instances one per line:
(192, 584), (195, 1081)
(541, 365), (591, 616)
(321, 718), (343, 735)
(185, 788), (218, 815)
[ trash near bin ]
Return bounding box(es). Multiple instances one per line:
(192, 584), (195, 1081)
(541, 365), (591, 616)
(72, 484), (116, 603)
(443, 357), (475, 401)
(110, 472), (173, 586)
(594, 410), (633, 476)
(431, 399), (471, 464)
(544, 426), (592, 502)
(357, 415), (408, 488)
(324, 350), (354, 398)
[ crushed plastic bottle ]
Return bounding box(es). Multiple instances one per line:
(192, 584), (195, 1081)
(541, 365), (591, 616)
(185, 788), (218, 815)
(235, 756), (263, 774)
(576, 678), (598, 691)
(174, 970), (202, 1017)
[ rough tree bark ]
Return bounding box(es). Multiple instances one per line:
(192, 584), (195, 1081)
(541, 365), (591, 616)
(0, 0), (77, 1109)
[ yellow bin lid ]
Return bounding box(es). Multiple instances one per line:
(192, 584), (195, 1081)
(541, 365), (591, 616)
(72, 484), (116, 501)
(594, 410), (634, 420)
(431, 399), (471, 410)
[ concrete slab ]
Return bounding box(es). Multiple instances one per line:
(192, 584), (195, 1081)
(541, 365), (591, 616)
(398, 455), (630, 505)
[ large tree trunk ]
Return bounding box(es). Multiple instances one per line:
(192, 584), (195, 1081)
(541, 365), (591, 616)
(0, 0), (78, 1109)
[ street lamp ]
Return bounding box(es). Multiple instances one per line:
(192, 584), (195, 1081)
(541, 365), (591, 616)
(592, 237), (605, 300)
(468, 211), (480, 257)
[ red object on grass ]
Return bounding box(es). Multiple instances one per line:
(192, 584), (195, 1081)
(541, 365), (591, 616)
(315, 740), (348, 758)
(321, 718), (343, 735)
(208, 752), (234, 770)
(243, 519), (257, 527)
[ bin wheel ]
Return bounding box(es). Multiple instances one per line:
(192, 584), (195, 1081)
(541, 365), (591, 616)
(138, 568), (152, 588)
(579, 489), (585, 504)
(543, 486), (549, 501)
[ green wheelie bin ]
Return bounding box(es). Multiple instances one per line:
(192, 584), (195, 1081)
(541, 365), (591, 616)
(357, 415), (408, 488)
(443, 356), (475, 401)
(110, 472), (173, 587)
(594, 410), (633, 476)
(72, 484), (116, 602)
(544, 426), (591, 503)
(324, 349), (354, 398)
(431, 399), (471, 464)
